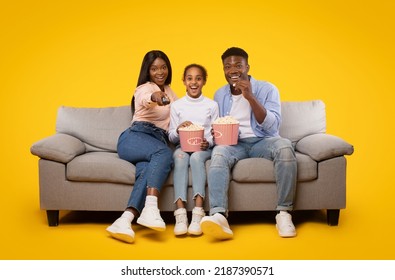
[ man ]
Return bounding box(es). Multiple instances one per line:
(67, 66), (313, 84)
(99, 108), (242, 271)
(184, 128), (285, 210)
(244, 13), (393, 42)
(200, 47), (297, 239)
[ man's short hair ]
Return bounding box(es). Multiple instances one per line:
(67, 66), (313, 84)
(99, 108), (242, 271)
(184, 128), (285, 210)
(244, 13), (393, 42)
(221, 47), (249, 63)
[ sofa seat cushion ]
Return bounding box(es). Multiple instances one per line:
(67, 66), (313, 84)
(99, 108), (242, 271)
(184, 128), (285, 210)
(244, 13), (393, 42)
(231, 152), (317, 183)
(67, 152), (135, 184)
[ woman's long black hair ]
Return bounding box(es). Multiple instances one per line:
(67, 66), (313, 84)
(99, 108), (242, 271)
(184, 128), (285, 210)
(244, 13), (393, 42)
(131, 50), (172, 114)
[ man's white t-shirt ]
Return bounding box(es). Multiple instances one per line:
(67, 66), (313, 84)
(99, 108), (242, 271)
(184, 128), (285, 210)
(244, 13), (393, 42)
(229, 94), (255, 139)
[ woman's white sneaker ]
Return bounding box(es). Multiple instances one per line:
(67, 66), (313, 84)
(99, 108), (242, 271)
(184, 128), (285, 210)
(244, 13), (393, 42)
(106, 217), (135, 243)
(137, 206), (166, 231)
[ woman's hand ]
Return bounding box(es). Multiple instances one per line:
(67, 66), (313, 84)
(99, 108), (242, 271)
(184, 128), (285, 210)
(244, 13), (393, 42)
(151, 91), (170, 106)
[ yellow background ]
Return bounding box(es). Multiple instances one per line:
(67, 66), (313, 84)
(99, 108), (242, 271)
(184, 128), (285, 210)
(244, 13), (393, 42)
(1, 0), (394, 259)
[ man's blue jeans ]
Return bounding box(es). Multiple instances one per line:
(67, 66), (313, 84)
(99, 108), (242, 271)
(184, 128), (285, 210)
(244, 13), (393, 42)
(207, 136), (297, 216)
(117, 121), (173, 214)
(172, 147), (212, 204)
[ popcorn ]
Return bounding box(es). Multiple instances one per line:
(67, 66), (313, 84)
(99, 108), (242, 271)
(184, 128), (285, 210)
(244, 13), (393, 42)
(179, 123), (204, 131)
(213, 116), (239, 124)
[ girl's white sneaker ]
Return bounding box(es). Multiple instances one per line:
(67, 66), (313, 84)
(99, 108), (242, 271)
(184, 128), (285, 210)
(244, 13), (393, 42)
(174, 208), (188, 236)
(188, 207), (205, 235)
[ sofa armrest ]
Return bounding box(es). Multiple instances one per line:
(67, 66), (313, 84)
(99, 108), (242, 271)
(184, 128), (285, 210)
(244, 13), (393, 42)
(295, 133), (354, 161)
(30, 133), (86, 163)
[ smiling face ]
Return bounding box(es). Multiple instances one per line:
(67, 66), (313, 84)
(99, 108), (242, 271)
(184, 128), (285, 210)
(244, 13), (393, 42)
(183, 66), (206, 98)
(222, 55), (249, 87)
(149, 58), (169, 89)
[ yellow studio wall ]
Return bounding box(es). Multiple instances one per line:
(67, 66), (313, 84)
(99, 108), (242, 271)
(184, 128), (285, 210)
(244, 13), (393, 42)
(1, 0), (394, 259)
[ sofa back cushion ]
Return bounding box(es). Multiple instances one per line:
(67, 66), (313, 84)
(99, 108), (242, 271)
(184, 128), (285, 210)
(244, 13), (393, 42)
(56, 106), (132, 152)
(279, 100), (326, 143)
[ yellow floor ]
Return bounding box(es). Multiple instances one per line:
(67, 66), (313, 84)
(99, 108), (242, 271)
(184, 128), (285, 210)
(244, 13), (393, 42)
(1, 195), (392, 260)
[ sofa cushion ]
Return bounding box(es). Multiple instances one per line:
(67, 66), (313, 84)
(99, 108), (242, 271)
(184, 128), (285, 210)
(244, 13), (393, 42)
(56, 106), (132, 152)
(30, 133), (86, 163)
(66, 152), (135, 184)
(296, 134), (354, 161)
(231, 152), (317, 183)
(67, 152), (317, 185)
(279, 100), (326, 143)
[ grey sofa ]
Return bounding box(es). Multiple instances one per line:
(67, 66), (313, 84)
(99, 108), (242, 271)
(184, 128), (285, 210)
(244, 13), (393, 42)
(30, 100), (354, 227)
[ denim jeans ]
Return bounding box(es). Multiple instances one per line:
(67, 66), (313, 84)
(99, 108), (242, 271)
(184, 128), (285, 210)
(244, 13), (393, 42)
(172, 147), (212, 204)
(207, 136), (297, 216)
(117, 121), (173, 213)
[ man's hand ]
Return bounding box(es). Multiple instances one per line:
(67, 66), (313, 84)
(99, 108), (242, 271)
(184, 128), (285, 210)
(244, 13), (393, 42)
(233, 75), (253, 100)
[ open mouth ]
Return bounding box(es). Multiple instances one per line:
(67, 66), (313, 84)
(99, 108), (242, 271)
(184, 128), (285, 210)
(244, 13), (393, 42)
(155, 76), (165, 82)
(230, 75), (240, 83)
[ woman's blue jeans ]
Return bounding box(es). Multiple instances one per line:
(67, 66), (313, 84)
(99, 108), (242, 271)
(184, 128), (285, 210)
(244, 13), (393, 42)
(117, 121), (173, 214)
(207, 136), (297, 216)
(172, 147), (212, 204)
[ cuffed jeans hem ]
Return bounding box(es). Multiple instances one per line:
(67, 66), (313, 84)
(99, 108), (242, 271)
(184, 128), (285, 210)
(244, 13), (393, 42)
(276, 205), (294, 211)
(173, 197), (186, 204)
(209, 207), (228, 217)
(147, 185), (162, 193)
(192, 193), (205, 200)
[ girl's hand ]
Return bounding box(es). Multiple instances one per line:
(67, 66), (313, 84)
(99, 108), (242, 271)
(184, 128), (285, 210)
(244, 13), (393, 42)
(176, 121), (193, 133)
(200, 138), (209, 151)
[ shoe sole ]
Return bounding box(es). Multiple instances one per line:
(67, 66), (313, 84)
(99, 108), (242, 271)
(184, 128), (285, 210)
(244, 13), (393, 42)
(174, 229), (188, 236)
(187, 229), (202, 236)
(174, 225), (188, 236)
(276, 225), (297, 238)
(188, 225), (202, 236)
(106, 228), (135, 243)
(137, 218), (166, 231)
(200, 220), (233, 240)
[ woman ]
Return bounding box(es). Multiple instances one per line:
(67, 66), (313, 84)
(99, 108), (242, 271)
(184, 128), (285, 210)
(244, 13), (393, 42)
(106, 50), (178, 243)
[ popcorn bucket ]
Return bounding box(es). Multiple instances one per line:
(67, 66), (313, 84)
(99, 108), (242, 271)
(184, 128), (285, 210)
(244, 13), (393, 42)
(179, 129), (204, 152)
(212, 123), (239, 145)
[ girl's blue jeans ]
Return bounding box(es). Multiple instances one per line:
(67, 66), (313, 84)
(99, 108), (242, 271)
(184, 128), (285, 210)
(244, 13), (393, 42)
(172, 147), (212, 204)
(117, 121), (173, 214)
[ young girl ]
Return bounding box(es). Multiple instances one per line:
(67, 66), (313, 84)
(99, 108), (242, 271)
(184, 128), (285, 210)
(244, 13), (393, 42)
(106, 50), (178, 243)
(168, 64), (219, 236)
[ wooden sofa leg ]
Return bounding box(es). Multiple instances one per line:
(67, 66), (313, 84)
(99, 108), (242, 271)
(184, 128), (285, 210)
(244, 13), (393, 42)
(46, 210), (59, 226)
(327, 209), (340, 226)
